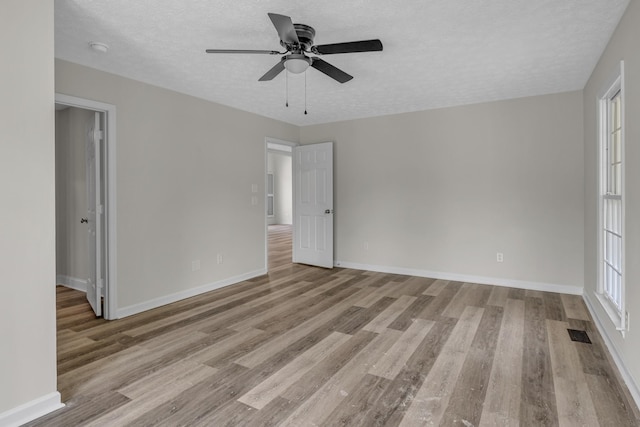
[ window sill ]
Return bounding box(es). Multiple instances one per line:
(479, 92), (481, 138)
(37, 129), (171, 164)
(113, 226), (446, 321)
(595, 292), (626, 337)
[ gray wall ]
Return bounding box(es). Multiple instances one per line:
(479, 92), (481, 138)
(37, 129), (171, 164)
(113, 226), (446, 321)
(300, 91), (584, 292)
(55, 107), (93, 284)
(267, 151), (293, 225)
(55, 59), (299, 313)
(0, 0), (59, 419)
(583, 0), (640, 396)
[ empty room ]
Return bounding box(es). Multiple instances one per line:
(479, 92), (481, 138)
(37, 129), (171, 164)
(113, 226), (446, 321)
(2, 0), (640, 426)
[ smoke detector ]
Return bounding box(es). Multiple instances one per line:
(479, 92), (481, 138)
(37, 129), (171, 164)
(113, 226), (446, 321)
(89, 42), (109, 53)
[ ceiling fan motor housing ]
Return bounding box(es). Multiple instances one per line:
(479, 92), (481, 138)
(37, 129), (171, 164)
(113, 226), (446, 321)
(284, 23), (316, 51)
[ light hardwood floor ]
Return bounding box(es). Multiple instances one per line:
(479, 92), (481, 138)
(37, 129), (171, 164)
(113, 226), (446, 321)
(30, 224), (639, 426)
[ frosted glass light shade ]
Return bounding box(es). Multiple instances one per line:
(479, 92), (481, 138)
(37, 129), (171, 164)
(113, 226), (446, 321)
(284, 57), (310, 74)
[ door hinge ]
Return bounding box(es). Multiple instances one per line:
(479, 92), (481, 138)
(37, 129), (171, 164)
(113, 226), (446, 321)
(98, 204), (104, 214)
(95, 130), (104, 141)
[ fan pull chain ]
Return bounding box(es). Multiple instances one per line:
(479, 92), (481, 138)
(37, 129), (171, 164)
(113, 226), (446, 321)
(304, 71), (307, 115)
(285, 70), (289, 107)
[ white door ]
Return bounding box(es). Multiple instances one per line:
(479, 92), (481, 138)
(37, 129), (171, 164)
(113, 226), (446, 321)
(293, 142), (334, 268)
(85, 112), (103, 316)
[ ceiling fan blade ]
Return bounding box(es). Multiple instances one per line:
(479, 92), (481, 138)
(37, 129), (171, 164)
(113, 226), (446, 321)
(258, 59), (286, 81)
(206, 49), (282, 55)
(313, 39), (383, 55)
(311, 58), (353, 83)
(268, 13), (299, 44)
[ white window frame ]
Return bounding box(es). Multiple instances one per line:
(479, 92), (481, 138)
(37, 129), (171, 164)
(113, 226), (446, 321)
(596, 60), (626, 335)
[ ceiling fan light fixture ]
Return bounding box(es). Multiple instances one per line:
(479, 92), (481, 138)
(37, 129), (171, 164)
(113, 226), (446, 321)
(284, 55), (311, 74)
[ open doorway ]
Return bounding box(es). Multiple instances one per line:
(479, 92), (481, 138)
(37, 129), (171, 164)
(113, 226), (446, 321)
(55, 94), (117, 319)
(265, 138), (296, 270)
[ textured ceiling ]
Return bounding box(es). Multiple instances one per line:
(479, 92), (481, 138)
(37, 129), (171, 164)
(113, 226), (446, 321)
(55, 0), (629, 126)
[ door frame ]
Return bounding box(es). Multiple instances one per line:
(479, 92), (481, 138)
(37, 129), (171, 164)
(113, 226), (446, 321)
(55, 93), (117, 319)
(264, 137), (297, 270)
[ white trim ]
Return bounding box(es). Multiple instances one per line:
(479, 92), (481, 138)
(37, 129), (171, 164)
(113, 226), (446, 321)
(55, 93), (118, 320)
(595, 60), (626, 333)
(268, 143), (293, 153)
(595, 292), (625, 333)
(116, 268), (267, 318)
(334, 261), (583, 295)
(265, 136), (298, 148)
(56, 275), (87, 292)
(268, 148), (293, 156)
(583, 292), (640, 409)
(0, 392), (64, 427)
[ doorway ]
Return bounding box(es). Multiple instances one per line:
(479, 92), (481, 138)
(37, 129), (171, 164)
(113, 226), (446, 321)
(265, 138), (295, 270)
(54, 94), (117, 319)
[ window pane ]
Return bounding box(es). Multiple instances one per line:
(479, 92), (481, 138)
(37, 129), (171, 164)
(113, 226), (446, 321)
(614, 95), (621, 130)
(613, 131), (621, 163)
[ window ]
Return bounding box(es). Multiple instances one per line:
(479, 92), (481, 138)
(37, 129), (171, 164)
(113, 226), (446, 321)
(267, 172), (275, 217)
(597, 61), (626, 333)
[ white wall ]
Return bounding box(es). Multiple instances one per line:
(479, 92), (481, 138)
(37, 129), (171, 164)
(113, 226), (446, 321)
(55, 60), (299, 313)
(55, 107), (93, 285)
(0, 0), (61, 424)
(583, 0), (640, 401)
(267, 151), (293, 225)
(300, 91), (584, 293)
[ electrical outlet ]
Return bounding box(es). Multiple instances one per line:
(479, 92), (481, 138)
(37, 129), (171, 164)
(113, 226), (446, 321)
(217, 254), (223, 264)
(496, 252), (504, 263)
(251, 184), (258, 193)
(251, 196), (258, 206)
(363, 241), (369, 251)
(191, 259), (200, 272)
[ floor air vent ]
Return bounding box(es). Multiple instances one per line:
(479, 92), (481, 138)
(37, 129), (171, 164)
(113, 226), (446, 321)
(567, 329), (592, 344)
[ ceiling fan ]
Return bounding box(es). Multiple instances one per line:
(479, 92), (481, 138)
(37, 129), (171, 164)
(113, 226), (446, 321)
(206, 13), (383, 83)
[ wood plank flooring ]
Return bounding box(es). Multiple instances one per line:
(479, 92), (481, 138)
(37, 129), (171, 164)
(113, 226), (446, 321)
(29, 224), (640, 426)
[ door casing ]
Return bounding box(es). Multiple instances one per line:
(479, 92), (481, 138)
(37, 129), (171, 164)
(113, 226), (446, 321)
(55, 93), (117, 319)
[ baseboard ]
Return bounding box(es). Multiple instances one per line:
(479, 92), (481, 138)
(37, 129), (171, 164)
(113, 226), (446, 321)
(117, 268), (267, 318)
(334, 261), (583, 296)
(583, 292), (640, 409)
(0, 392), (64, 427)
(56, 275), (87, 292)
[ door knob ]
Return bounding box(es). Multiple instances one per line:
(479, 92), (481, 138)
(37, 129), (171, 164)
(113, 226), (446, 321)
(81, 218), (88, 223)
(324, 209), (333, 214)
